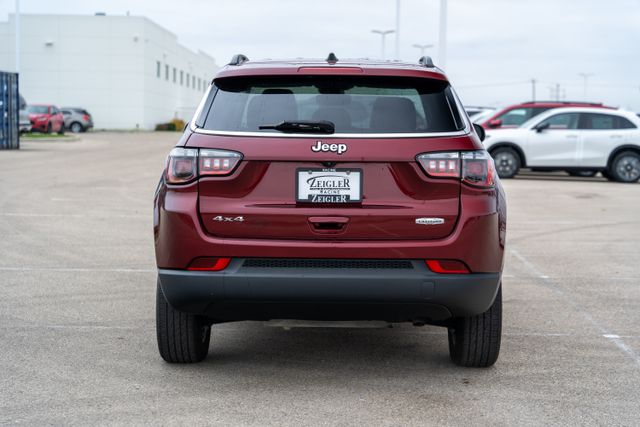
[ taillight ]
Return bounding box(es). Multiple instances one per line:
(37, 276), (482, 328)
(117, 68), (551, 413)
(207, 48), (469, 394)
(165, 148), (242, 184)
(416, 152), (460, 178)
(166, 148), (198, 184)
(425, 260), (470, 274)
(82, 114), (90, 121)
(416, 150), (495, 188)
(187, 257), (231, 271)
(199, 149), (242, 176)
(462, 151), (495, 188)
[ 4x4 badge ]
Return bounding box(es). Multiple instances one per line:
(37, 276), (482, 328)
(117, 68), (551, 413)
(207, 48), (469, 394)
(213, 216), (244, 222)
(311, 140), (347, 155)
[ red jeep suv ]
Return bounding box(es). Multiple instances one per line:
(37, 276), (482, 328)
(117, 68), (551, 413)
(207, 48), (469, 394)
(154, 54), (506, 367)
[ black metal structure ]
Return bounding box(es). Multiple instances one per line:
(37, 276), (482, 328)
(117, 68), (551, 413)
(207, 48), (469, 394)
(0, 71), (19, 149)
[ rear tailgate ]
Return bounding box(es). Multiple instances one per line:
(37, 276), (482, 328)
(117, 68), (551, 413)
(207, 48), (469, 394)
(191, 133), (477, 241)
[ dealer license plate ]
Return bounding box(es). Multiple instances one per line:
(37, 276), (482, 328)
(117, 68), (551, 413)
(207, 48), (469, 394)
(296, 168), (362, 203)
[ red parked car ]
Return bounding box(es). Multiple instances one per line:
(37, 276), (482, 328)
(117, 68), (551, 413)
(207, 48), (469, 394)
(480, 100), (614, 130)
(154, 54), (507, 367)
(27, 104), (65, 134)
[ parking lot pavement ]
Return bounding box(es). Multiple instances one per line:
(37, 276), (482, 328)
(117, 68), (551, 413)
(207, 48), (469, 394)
(1, 132), (639, 426)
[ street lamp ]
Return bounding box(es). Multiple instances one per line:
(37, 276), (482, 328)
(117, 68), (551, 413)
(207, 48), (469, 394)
(578, 73), (594, 100)
(412, 43), (434, 57)
(395, 0), (401, 60)
(438, 0), (448, 69)
(15, 0), (20, 73)
(372, 29), (395, 60)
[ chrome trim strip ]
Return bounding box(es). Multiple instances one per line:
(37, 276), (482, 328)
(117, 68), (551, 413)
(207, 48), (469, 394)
(189, 128), (470, 139)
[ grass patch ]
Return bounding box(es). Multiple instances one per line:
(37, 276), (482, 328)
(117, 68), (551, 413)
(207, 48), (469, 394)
(21, 133), (74, 140)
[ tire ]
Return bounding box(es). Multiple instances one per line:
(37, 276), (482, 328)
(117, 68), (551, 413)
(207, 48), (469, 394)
(567, 170), (597, 178)
(70, 122), (83, 133)
(608, 151), (640, 183)
(448, 286), (502, 367)
(57, 124), (65, 135)
(156, 280), (211, 363)
(490, 147), (521, 179)
(46, 122), (52, 134)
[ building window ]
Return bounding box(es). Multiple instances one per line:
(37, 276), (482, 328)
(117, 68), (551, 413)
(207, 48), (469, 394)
(165, 64), (169, 80)
(173, 67), (176, 83)
(192, 75), (196, 89)
(186, 73), (190, 88)
(156, 61), (161, 78)
(180, 70), (184, 85)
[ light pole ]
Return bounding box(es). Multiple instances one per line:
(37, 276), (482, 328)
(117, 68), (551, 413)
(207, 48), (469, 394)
(578, 73), (594, 100)
(395, 0), (401, 60)
(412, 43), (434, 57)
(372, 29), (395, 60)
(15, 0), (20, 73)
(438, 0), (448, 69)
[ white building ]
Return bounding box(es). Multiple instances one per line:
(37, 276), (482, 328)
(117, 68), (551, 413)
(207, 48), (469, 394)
(0, 13), (218, 129)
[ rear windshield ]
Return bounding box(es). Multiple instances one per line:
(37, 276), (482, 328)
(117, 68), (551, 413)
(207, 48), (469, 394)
(27, 105), (49, 114)
(198, 76), (465, 134)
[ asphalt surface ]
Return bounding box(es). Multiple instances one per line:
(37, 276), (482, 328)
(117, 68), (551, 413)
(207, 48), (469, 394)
(1, 132), (639, 426)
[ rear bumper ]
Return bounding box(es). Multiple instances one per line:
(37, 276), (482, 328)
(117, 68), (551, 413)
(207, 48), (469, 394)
(158, 259), (501, 323)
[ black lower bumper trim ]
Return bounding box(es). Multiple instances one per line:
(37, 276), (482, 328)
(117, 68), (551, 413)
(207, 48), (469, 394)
(158, 259), (501, 322)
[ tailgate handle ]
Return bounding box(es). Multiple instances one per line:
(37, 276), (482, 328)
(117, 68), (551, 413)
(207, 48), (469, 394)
(308, 216), (349, 233)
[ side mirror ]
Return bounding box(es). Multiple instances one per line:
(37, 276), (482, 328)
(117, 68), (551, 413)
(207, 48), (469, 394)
(535, 122), (550, 133)
(473, 123), (486, 142)
(487, 118), (502, 128)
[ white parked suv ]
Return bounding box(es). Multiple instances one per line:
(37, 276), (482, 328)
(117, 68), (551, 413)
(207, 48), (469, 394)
(484, 108), (640, 182)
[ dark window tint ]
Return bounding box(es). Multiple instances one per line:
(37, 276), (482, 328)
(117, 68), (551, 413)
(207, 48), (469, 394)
(579, 113), (637, 130)
(537, 113), (580, 130)
(27, 105), (49, 114)
(497, 107), (551, 126)
(498, 108), (529, 126)
(201, 76), (465, 134)
(617, 117), (637, 129)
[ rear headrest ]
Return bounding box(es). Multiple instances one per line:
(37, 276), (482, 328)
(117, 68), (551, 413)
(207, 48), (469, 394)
(312, 107), (352, 132)
(370, 97), (417, 132)
(246, 89), (298, 130)
(315, 94), (352, 107)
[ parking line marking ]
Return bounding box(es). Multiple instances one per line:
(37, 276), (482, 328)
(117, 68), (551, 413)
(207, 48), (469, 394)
(0, 212), (146, 219)
(0, 267), (155, 273)
(511, 249), (640, 367)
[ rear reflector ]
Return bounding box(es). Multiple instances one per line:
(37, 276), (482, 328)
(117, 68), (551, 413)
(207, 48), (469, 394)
(187, 257), (231, 271)
(425, 259), (470, 274)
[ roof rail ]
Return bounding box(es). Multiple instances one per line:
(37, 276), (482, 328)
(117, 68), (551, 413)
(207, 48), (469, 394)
(418, 56), (435, 68)
(523, 100), (603, 105)
(326, 52), (338, 64)
(228, 54), (249, 66)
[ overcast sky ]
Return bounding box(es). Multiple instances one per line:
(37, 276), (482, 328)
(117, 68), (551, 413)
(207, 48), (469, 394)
(2, 0), (639, 110)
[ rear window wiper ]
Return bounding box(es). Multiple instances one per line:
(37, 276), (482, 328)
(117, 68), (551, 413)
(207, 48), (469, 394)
(259, 120), (335, 134)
